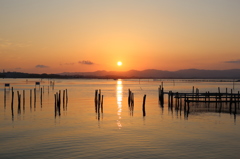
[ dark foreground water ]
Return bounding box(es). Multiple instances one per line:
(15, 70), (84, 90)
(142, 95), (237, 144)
(0, 79), (239, 159)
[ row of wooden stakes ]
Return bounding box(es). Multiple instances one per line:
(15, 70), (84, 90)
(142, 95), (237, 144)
(94, 89), (147, 117)
(5, 87), (46, 110)
(127, 89), (147, 116)
(54, 89), (68, 116)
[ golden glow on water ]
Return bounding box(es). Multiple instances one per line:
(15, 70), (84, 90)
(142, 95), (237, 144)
(116, 79), (123, 129)
(1, 79), (240, 158)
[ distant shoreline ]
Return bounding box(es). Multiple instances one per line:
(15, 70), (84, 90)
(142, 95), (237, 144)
(1, 69), (240, 80)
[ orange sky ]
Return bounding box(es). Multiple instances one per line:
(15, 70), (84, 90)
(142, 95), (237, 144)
(0, 0), (240, 73)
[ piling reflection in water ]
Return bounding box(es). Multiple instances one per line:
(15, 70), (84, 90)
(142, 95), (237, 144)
(116, 79), (122, 129)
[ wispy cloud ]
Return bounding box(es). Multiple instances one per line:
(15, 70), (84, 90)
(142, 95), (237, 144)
(78, 60), (94, 65)
(225, 59), (240, 64)
(35, 65), (49, 68)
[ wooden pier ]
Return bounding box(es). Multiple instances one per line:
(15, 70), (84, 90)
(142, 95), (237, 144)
(158, 86), (240, 114)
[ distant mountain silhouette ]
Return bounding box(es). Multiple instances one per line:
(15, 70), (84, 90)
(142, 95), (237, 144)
(60, 69), (240, 79)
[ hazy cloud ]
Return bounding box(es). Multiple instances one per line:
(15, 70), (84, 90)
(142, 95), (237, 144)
(78, 60), (94, 65)
(36, 65), (49, 68)
(225, 60), (240, 64)
(15, 67), (21, 70)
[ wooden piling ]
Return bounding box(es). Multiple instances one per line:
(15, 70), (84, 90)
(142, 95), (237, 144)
(94, 89), (97, 112)
(168, 91), (171, 106)
(66, 89), (68, 104)
(98, 90), (101, 113)
(54, 93), (57, 116)
(184, 94), (187, 110)
(23, 90), (25, 111)
(34, 88), (36, 103)
(238, 91), (240, 108)
(161, 87), (164, 105)
(58, 90), (61, 107)
(128, 89), (131, 106)
(40, 87), (43, 106)
(101, 95), (104, 113)
(30, 89), (32, 110)
(229, 89), (233, 112)
(63, 89), (65, 110)
(158, 86), (161, 103)
(131, 93), (134, 107)
(54, 92), (61, 116)
(4, 88), (6, 108)
(142, 94), (146, 116)
(11, 90), (14, 109)
(17, 91), (21, 114)
(192, 86), (194, 99)
(11, 91), (14, 120)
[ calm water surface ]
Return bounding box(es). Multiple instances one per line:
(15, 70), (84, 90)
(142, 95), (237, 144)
(0, 78), (239, 159)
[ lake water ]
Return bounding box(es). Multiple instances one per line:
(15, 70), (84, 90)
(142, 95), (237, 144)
(0, 78), (240, 159)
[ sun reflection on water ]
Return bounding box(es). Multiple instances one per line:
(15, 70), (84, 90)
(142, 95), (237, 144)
(116, 79), (122, 129)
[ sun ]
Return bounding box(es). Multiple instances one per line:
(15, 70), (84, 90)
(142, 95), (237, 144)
(117, 61), (122, 66)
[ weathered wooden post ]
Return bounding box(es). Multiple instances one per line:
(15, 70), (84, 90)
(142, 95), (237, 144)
(66, 89), (68, 104)
(171, 91), (173, 107)
(187, 97), (190, 111)
(168, 91), (171, 106)
(17, 91), (21, 114)
(238, 91), (240, 108)
(158, 86), (161, 103)
(192, 86), (194, 99)
(128, 89), (131, 106)
(11, 91), (14, 120)
(101, 95), (104, 113)
(131, 93), (134, 107)
(23, 90), (25, 112)
(184, 93), (187, 110)
(161, 86), (164, 106)
(218, 87), (221, 101)
(58, 90), (61, 108)
(34, 88), (36, 104)
(142, 94), (146, 116)
(95, 89), (98, 113)
(40, 87), (43, 106)
(11, 89), (14, 109)
(63, 89), (65, 110)
(180, 94), (182, 110)
(208, 91), (210, 101)
(30, 89), (32, 110)
(175, 92), (178, 108)
(98, 90), (101, 113)
(54, 93), (57, 116)
(230, 89), (233, 112)
(4, 88), (6, 108)
(226, 88), (228, 103)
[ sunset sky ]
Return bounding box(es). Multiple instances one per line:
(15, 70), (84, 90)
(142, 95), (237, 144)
(1, 0), (240, 73)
